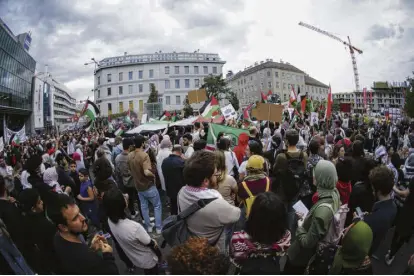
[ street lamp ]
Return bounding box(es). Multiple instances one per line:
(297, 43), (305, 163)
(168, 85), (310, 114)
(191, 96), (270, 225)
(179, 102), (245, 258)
(84, 57), (99, 72)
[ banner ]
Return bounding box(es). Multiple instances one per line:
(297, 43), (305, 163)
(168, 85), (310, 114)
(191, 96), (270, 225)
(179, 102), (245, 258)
(4, 125), (26, 145)
(220, 104), (238, 121)
(310, 112), (319, 126)
(206, 124), (249, 149)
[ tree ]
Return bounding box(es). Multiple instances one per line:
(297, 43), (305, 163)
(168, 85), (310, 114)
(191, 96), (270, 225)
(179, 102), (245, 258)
(405, 73), (414, 118)
(182, 96), (193, 118)
(147, 83), (158, 103)
(226, 91), (240, 111)
(332, 99), (340, 113)
(201, 74), (230, 100)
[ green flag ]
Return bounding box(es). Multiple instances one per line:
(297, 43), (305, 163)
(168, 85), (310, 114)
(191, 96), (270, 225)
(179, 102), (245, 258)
(206, 124), (249, 149)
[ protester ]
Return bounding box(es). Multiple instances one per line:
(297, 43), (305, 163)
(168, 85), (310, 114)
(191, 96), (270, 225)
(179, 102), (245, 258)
(238, 140), (265, 180)
(230, 192), (291, 274)
(234, 132), (249, 165)
(331, 144), (345, 165)
(103, 188), (160, 274)
(193, 139), (207, 151)
(178, 150), (240, 253)
(167, 237), (229, 275)
(156, 138), (172, 192)
(48, 194), (119, 274)
(128, 135), (162, 234)
(285, 160), (340, 275)
(217, 137), (240, 179)
(161, 145), (185, 215)
(215, 150), (238, 206)
(182, 133), (194, 158)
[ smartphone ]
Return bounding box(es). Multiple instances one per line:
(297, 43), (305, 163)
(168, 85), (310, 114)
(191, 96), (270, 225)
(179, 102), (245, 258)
(356, 207), (364, 219)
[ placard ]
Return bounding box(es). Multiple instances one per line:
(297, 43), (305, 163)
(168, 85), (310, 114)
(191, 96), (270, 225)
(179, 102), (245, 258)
(187, 88), (207, 104)
(253, 103), (283, 122)
(220, 104), (237, 121)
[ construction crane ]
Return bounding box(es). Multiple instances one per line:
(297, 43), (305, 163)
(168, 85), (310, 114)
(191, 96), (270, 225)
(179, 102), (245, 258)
(298, 21), (363, 92)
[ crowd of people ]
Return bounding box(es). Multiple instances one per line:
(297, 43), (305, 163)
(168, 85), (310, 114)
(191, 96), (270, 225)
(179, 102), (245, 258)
(1, 115), (414, 274)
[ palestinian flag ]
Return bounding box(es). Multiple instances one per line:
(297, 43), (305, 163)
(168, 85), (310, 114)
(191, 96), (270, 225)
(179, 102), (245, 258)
(84, 120), (94, 132)
(289, 86), (297, 107)
(301, 95), (307, 114)
(261, 92), (268, 103)
(200, 96), (220, 118)
(309, 97), (314, 112)
(82, 100), (100, 121)
(124, 109), (132, 125)
(159, 111), (171, 121)
(171, 111), (177, 122)
(115, 127), (124, 136)
(10, 133), (20, 147)
(206, 123), (249, 150)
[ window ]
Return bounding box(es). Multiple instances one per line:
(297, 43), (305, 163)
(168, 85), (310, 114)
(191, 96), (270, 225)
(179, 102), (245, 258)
(267, 71), (271, 77)
(119, 72), (123, 81)
(166, 96), (171, 105)
(260, 82), (264, 89)
(194, 66), (199, 74)
(203, 66), (208, 74)
(128, 71), (133, 80)
(107, 87), (111, 96)
(138, 70), (143, 79)
(268, 82), (272, 88)
(107, 74), (112, 83)
(175, 79), (180, 88)
(129, 100), (133, 111)
(165, 80), (170, 89)
(276, 82), (279, 88)
(149, 69), (154, 78)
(195, 79), (200, 88)
(288, 84), (291, 90)
(119, 102), (124, 113)
(282, 72), (285, 78)
(175, 66), (179, 74)
(284, 94), (287, 101)
(176, 95), (181, 104)
(108, 103), (112, 114)
(212, 66), (217, 74)
(185, 79), (190, 88)
(165, 66), (170, 74)
(118, 86), (123, 95)
(128, 85), (133, 94)
(97, 90), (100, 98)
(97, 76), (100, 85)
(275, 72), (279, 78)
(283, 83), (286, 90)
(139, 84), (143, 93)
(184, 66), (189, 74)
(158, 97), (163, 103)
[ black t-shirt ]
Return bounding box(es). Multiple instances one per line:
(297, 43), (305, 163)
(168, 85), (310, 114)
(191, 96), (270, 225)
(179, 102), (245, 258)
(53, 234), (119, 275)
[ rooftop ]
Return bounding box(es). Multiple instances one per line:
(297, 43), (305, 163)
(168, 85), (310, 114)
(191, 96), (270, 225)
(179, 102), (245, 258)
(229, 60), (305, 80)
(97, 52), (225, 69)
(304, 75), (329, 88)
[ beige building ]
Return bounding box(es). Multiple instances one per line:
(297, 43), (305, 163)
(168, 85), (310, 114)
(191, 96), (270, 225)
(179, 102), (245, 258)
(226, 59), (329, 108)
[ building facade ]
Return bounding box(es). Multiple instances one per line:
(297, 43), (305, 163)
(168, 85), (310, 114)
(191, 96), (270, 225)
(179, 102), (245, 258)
(0, 18), (36, 132)
(226, 59), (329, 108)
(333, 81), (407, 115)
(32, 73), (77, 131)
(94, 52), (225, 117)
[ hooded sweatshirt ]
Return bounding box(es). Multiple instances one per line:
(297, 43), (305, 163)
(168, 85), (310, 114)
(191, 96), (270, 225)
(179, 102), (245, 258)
(234, 133), (249, 165)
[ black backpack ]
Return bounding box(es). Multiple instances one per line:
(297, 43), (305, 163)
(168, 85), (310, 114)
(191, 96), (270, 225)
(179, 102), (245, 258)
(281, 151), (306, 201)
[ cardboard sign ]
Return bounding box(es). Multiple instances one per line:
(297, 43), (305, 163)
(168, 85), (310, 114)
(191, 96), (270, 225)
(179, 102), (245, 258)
(310, 112), (319, 126)
(221, 104), (237, 121)
(188, 88), (207, 104)
(253, 103), (283, 122)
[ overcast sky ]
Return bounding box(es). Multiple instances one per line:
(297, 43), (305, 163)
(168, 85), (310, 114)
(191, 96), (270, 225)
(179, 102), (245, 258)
(1, 0), (413, 102)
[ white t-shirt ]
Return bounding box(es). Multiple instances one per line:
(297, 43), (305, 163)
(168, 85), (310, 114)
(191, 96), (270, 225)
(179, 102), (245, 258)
(238, 161), (247, 175)
(225, 151), (239, 176)
(185, 145), (194, 158)
(108, 218), (158, 269)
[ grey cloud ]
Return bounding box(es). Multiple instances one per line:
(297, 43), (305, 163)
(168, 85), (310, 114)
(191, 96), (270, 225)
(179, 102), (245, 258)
(365, 24), (404, 41)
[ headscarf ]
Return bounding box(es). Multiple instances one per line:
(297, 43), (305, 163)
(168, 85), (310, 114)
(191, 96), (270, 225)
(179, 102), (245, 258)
(234, 133), (249, 165)
(308, 160), (340, 217)
(43, 167), (62, 193)
(329, 221), (373, 274)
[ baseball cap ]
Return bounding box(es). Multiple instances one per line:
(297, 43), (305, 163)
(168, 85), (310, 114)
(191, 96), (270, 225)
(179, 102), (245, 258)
(247, 155), (265, 170)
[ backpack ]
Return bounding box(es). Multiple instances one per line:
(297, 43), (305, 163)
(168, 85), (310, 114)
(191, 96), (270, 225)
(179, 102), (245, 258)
(241, 177), (270, 218)
(281, 151), (306, 201)
(306, 203), (349, 275)
(161, 198), (218, 248)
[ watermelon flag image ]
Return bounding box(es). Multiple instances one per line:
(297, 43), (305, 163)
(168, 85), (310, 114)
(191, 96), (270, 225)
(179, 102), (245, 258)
(206, 123), (249, 150)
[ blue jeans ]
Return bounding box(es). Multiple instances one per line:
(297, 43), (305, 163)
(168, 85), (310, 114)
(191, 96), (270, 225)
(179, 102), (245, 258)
(138, 185), (162, 230)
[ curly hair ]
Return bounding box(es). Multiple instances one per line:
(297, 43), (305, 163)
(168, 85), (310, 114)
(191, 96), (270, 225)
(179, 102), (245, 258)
(167, 237), (229, 275)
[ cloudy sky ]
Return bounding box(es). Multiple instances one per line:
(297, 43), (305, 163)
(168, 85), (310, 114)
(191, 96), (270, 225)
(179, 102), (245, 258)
(1, 0), (413, 101)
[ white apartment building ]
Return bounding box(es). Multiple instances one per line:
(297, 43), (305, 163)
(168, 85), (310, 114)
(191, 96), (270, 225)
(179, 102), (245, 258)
(94, 52), (225, 116)
(32, 72), (77, 131)
(226, 59), (329, 108)
(333, 81), (407, 114)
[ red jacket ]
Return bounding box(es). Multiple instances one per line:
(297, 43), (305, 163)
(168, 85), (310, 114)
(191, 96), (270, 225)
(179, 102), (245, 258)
(234, 133), (249, 165)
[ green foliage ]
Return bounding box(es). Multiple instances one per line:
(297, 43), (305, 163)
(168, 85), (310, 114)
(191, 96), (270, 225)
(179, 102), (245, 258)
(201, 74), (230, 100)
(183, 96), (193, 118)
(147, 83), (158, 103)
(226, 91), (240, 111)
(332, 99), (340, 113)
(405, 74), (414, 118)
